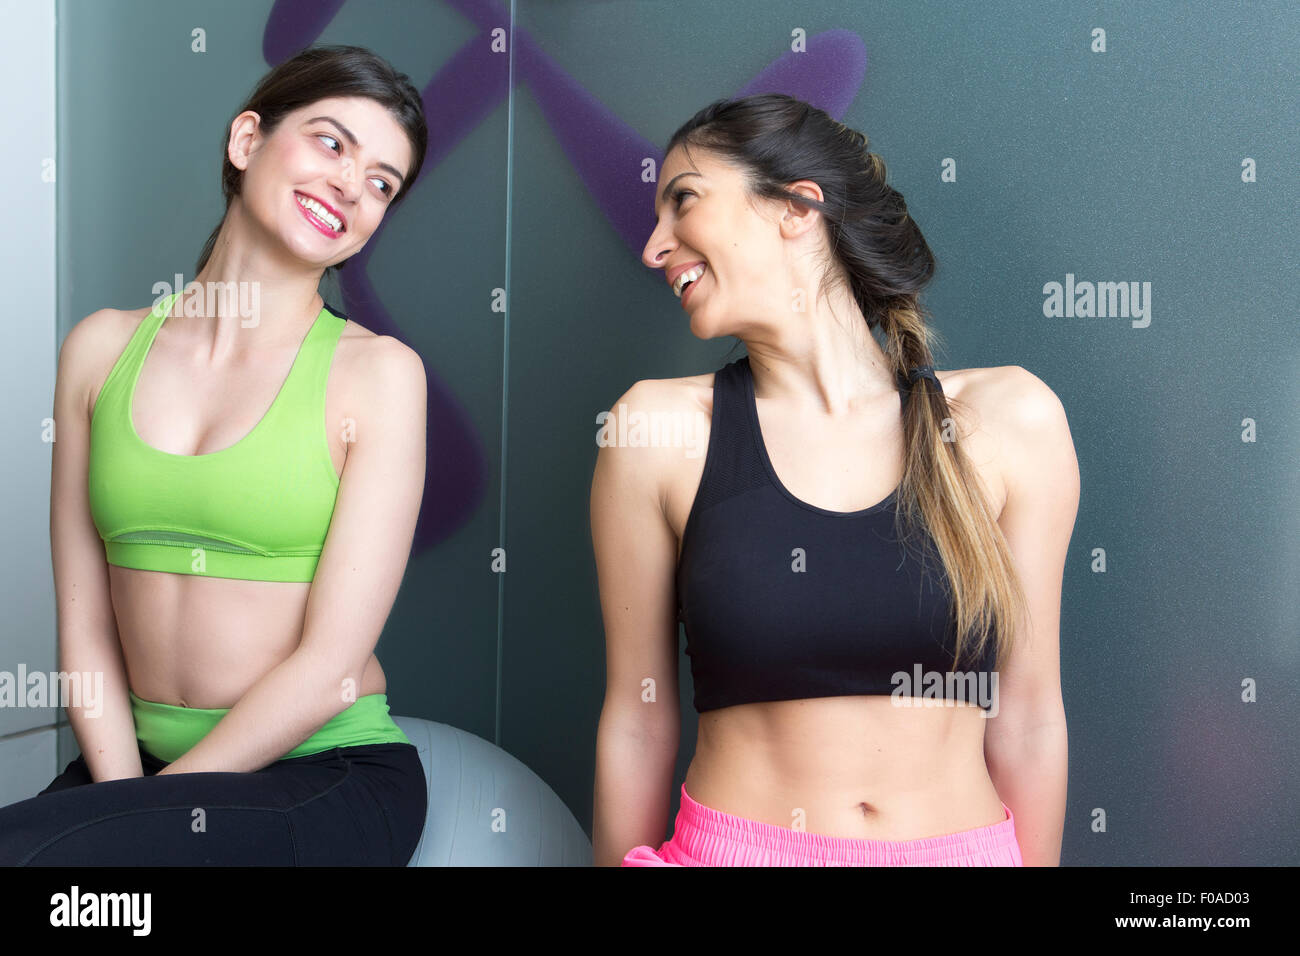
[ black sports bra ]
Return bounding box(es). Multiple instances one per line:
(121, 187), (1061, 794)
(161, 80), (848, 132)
(675, 355), (996, 713)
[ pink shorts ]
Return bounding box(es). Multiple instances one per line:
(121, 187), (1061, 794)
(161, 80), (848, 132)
(623, 783), (1023, 866)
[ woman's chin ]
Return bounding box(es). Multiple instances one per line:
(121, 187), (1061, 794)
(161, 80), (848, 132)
(280, 219), (359, 266)
(689, 314), (726, 341)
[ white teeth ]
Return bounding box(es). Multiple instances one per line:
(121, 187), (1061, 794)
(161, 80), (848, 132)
(673, 264), (706, 297)
(296, 194), (342, 232)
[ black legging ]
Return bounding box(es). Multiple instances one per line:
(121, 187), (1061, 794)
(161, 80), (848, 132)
(0, 741), (427, 866)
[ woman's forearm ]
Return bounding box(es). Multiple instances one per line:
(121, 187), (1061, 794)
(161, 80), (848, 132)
(59, 632), (143, 782)
(592, 713), (679, 866)
(985, 721), (1068, 866)
(156, 648), (347, 775)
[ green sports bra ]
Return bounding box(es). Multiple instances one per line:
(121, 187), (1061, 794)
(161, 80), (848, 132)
(88, 291), (346, 583)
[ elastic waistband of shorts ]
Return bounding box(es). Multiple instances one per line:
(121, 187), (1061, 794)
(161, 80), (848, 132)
(673, 782), (1020, 866)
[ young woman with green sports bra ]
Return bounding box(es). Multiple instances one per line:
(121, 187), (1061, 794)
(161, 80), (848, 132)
(0, 46), (431, 865)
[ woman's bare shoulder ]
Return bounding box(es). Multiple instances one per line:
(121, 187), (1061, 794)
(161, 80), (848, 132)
(595, 369), (719, 501)
(944, 364), (1070, 500)
(947, 365), (1064, 424)
(65, 301), (152, 348)
(67, 298), (169, 358)
(332, 318), (425, 417)
(605, 369), (717, 421)
(934, 364), (1013, 399)
(64, 303), (157, 416)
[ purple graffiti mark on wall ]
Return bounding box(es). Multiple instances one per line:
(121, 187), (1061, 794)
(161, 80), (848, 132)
(517, 24), (867, 256)
(265, 0), (867, 552)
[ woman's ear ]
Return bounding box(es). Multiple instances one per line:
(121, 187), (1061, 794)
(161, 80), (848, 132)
(780, 180), (825, 239)
(227, 110), (263, 173)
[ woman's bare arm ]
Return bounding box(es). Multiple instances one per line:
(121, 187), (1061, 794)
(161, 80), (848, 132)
(590, 380), (685, 865)
(982, 367), (1078, 866)
(50, 310), (143, 781)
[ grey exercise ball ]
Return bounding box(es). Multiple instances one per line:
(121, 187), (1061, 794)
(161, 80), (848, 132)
(390, 716), (592, 866)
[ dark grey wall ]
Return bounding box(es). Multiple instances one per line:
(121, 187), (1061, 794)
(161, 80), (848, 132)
(39, 0), (1300, 865)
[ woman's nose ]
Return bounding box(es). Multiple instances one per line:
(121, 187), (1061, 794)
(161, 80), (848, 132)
(330, 162), (363, 203)
(641, 228), (673, 270)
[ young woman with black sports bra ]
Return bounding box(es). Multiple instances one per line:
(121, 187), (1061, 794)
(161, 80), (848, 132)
(592, 94), (1079, 866)
(0, 46), (430, 865)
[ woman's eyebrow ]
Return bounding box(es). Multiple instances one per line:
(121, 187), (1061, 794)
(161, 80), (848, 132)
(656, 171), (702, 213)
(306, 115), (406, 188)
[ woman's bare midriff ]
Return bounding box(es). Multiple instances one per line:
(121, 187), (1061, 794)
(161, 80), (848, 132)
(91, 302), (387, 711)
(665, 364), (1010, 841)
(109, 569), (387, 710)
(683, 697), (1004, 840)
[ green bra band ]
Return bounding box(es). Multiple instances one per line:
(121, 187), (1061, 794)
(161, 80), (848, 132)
(129, 691), (411, 764)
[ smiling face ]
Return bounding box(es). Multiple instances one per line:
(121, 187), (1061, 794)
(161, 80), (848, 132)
(228, 95), (415, 269)
(642, 144), (828, 340)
